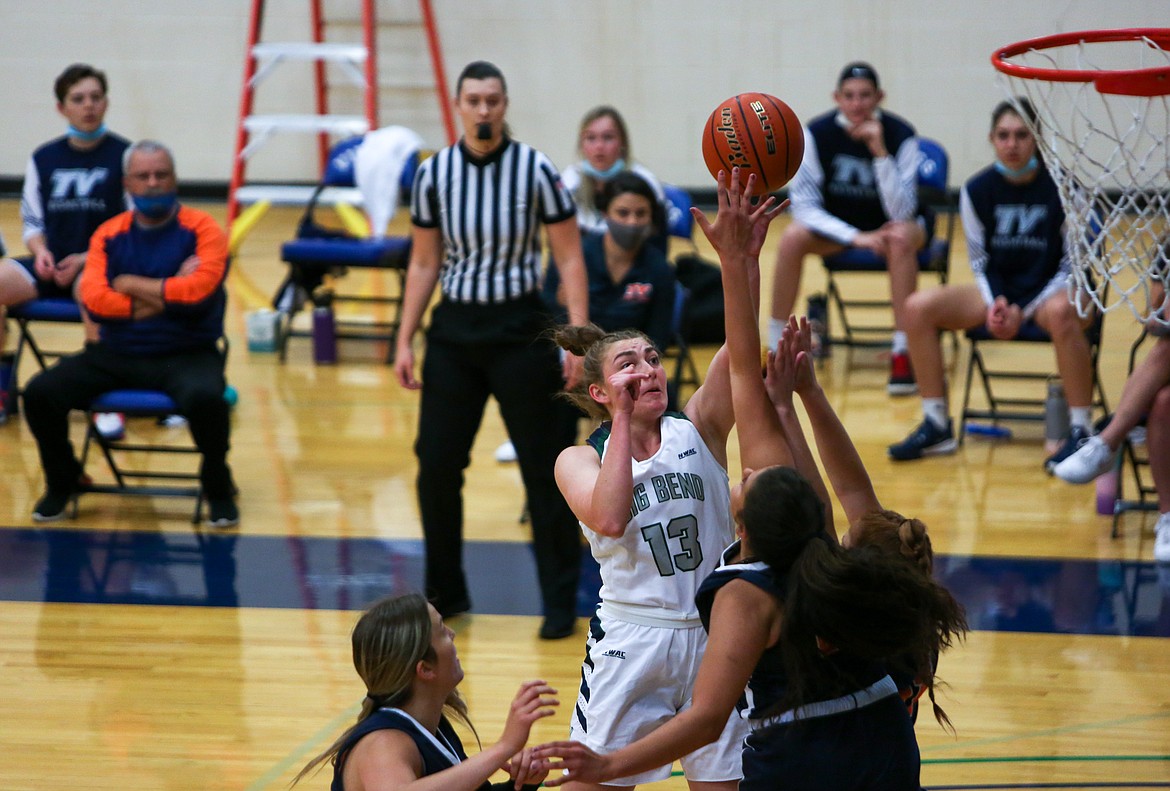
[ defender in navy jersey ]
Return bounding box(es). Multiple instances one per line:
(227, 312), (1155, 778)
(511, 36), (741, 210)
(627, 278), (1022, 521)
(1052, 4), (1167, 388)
(292, 593), (557, 791)
(768, 62), (930, 395)
(0, 64), (129, 351)
(393, 61), (590, 641)
(888, 99), (1098, 468)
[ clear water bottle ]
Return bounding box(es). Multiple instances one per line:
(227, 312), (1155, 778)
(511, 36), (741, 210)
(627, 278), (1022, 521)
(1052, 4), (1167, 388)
(312, 288), (338, 365)
(1044, 377), (1069, 454)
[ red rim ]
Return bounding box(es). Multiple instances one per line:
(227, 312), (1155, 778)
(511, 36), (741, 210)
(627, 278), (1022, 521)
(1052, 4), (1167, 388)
(992, 28), (1170, 96)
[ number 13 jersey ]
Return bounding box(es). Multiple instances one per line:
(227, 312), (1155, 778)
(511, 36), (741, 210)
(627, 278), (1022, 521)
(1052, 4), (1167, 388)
(584, 412), (733, 620)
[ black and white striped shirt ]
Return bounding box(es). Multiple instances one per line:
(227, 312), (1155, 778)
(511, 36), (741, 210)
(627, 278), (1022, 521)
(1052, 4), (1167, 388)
(411, 138), (576, 304)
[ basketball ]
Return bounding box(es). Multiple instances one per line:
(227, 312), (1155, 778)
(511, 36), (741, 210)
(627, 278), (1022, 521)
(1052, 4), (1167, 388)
(702, 93), (804, 195)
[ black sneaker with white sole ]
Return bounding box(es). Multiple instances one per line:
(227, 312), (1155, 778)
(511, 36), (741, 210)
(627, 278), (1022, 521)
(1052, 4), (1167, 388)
(888, 418), (957, 461)
(207, 498), (240, 528)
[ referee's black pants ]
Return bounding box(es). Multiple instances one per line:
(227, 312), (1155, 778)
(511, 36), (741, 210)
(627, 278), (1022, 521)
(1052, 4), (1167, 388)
(416, 334), (580, 620)
(23, 343), (234, 499)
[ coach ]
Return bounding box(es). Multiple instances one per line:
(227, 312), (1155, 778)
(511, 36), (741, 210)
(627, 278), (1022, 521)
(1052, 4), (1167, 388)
(393, 61), (589, 640)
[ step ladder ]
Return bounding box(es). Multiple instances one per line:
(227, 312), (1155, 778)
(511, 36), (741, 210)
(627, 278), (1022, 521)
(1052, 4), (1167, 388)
(227, 0), (456, 247)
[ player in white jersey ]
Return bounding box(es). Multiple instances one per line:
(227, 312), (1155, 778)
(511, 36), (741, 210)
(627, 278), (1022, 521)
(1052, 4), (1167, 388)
(552, 281), (766, 787)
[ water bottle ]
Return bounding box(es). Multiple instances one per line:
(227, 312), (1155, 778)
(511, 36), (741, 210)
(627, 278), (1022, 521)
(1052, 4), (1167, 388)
(312, 288), (338, 365)
(1044, 378), (1069, 455)
(806, 293), (830, 359)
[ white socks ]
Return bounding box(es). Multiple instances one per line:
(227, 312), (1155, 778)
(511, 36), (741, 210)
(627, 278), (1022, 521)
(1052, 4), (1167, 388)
(892, 331), (909, 355)
(922, 397), (949, 430)
(1069, 406), (1092, 431)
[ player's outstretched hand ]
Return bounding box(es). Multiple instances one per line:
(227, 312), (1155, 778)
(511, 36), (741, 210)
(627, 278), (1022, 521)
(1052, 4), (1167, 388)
(503, 746), (551, 791)
(497, 680), (559, 757)
(691, 168), (779, 262)
(530, 740), (612, 787)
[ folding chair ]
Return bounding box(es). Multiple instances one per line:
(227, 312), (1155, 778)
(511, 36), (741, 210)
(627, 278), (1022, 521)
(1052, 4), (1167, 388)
(77, 389), (205, 522)
(72, 340), (233, 523)
(958, 317), (1108, 444)
(821, 137), (956, 349)
(276, 136), (417, 363)
(5, 297), (83, 417)
(1110, 330), (1159, 538)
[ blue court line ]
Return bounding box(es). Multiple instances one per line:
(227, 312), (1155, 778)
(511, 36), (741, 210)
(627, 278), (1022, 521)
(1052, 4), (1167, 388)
(1, 526), (1168, 638)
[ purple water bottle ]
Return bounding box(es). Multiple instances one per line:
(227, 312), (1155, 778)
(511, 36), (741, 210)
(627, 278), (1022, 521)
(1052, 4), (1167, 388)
(312, 288), (337, 365)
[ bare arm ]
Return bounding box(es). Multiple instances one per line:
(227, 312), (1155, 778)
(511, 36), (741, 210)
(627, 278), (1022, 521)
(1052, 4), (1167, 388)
(546, 217), (589, 389)
(394, 225), (443, 389)
(345, 681), (558, 791)
(692, 169), (788, 472)
(783, 317), (881, 527)
(554, 370), (649, 537)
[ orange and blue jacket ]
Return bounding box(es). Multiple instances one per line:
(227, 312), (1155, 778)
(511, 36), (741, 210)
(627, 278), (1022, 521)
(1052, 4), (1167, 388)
(81, 205), (228, 356)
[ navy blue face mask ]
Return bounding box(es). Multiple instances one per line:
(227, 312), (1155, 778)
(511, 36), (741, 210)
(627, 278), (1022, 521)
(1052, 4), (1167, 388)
(132, 192), (178, 220)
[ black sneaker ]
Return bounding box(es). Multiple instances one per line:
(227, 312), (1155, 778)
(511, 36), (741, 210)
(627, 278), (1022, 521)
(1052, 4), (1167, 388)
(32, 489), (73, 522)
(1044, 425), (1092, 474)
(539, 610), (577, 640)
(888, 418), (957, 461)
(207, 498), (240, 528)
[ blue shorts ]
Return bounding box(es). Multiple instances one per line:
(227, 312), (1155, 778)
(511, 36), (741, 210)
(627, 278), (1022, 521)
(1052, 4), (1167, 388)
(12, 256), (77, 300)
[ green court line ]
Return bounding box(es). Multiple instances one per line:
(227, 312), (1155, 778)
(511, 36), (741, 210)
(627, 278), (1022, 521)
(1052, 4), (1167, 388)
(924, 755), (1170, 765)
(252, 709), (1170, 787)
(246, 704), (359, 791)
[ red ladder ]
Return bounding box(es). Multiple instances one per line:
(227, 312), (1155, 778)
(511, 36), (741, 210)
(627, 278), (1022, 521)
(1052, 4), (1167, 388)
(227, 0), (455, 237)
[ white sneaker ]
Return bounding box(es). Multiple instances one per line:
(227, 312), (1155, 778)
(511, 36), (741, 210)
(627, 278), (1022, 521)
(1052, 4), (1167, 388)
(94, 412), (125, 441)
(1154, 512), (1170, 563)
(1051, 435), (1114, 484)
(494, 440), (517, 463)
(159, 414), (188, 428)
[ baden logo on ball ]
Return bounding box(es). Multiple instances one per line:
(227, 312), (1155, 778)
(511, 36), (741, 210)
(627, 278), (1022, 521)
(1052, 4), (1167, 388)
(702, 92), (804, 196)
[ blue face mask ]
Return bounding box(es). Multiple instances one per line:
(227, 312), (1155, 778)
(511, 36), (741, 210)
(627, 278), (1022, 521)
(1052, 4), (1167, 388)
(994, 155), (1039, 180)
(132, 192), (178, 220)
(67, 123), (108, 143)
(580, 157), (626, 181)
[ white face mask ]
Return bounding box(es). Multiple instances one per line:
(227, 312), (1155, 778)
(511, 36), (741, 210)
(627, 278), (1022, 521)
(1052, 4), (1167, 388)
(605, 218), (652, 251)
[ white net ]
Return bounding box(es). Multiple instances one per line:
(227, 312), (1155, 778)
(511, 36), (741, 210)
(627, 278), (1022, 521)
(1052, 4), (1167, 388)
(994, 30), (1170, 326)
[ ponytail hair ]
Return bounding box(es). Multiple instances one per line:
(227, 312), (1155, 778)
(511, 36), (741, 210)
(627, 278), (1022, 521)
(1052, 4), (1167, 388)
(850, 509), (933, 575)
(291, 593), (476, 786)
(776, 542), (967, 730)
(553, 323), (655, 419)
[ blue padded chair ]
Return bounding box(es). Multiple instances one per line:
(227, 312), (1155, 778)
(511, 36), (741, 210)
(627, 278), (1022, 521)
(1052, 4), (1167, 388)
(662, 183), (695, 247)
(276, 136), (418, 363)
(78, 390), (205, 522)
(73, 340), (233, 523)
(958, 315), (1107, 445)
(5, 297), (83, 418)
(820, 136), (955, 349)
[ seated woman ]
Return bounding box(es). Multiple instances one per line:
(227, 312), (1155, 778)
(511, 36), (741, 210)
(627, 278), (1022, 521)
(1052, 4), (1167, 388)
(293, 592), (558, 791)
(560, 106), (665, 238)
(887, 98), (1096, 467)
(498, 172), (677, 462)
(534, 170), (966, 790)
(1054, 279), (1170, 561)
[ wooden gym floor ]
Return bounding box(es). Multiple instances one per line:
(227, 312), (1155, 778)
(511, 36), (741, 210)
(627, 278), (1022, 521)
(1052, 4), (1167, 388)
(0, 198), (1167, 790)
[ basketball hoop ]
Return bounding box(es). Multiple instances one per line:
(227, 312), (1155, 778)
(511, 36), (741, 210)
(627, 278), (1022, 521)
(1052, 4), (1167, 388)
(992, 29), (1170, 326)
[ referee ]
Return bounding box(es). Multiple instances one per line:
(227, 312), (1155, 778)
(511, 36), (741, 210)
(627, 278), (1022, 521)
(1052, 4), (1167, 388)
(394, 60), (589, 640)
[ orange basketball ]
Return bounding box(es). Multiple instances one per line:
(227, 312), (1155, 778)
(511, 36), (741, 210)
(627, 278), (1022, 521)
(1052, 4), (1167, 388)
(702, 93), (804, 196)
